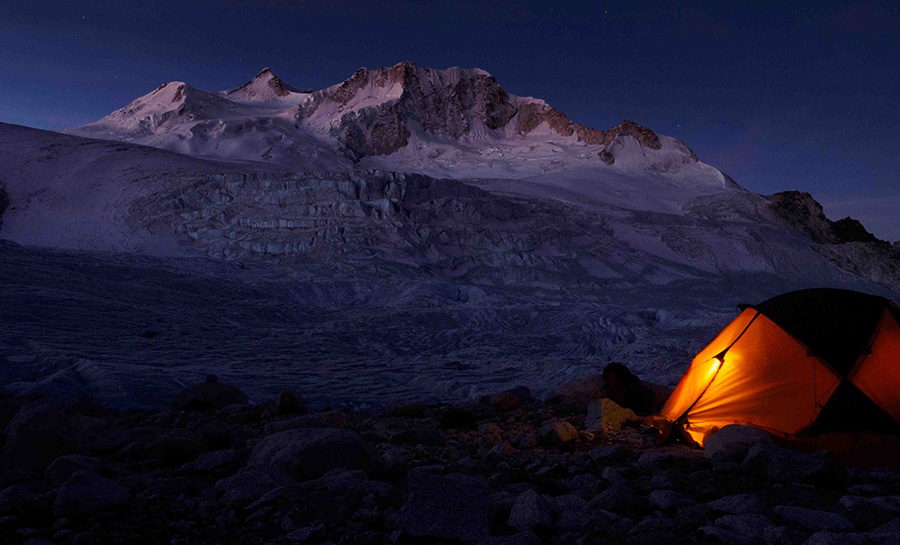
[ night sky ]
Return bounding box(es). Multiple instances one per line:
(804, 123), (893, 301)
(1, 1), (898, 240)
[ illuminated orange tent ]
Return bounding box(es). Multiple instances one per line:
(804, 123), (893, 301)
(659, 288), (900, 448)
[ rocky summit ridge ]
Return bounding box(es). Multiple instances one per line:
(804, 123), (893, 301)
(64, 62), (702, 174)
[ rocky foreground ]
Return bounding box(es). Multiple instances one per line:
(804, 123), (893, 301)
(2, 376), (900, 545)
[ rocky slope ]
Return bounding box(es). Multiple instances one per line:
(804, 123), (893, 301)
(2, 377), (900, 545)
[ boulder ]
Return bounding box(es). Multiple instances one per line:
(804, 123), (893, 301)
(648, 489), (695, 510)
(2, 402), (76, 471)
(478, 391), (521, 413)
(172, 375), (248, 411)
(247, 428), (379, 481)
(508, 489), (553, 531)
(584, 399), (603, 430)
(53, 470), (129, 517)
(839, 496), (900, 529)
(214, 470), (284, 508)
(274, 389), (308, 415)
(591, 398), (638, 432)
(44, 455), (106, 484)
(401, 469), (491, 542)
(588, 483), (645, 515)
(705, 425), (773, 460)
(715, 513), (775, 542)
(264, 411), (348, 434)
(545, 374), (605, 409)
(547, 494), (593, 529)
(774, 505), (855, 531)
(707, 493), (766, 515)
(0, 485), (28, 514)
(539, 420), (578, 444)
(743, 443), (842, 485)
(478, 386), (531, 413)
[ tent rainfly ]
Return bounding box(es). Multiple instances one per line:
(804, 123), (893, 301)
(658, 288), (900, 448)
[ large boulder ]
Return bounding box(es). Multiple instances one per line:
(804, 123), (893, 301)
(705, 425), (773, 460)
(247, 428), (379, 481)
(773, 505), (855, 531)
(401, 468), (491, 542)
(508, 489), (553, 531)
(2, 401), (76, 471)
(540, 420), (578, 444)
(545, 374), (605, 410)
(214, 470), (285, 508)
(172, 375), (249, 411)
(53, 470), (130, 517)
(478, 386), (532, 413)
(273, 389), (308, 415)
(44, 455), (106, 484)
(743, 443), (842, 485)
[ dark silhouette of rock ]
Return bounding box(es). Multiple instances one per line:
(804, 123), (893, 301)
(274, 389), (308, 415)
(2, 401), (75, 471)
(53, 470), (129, 517)
(263, 411), (348, 434)
(508, 489), (553, 531)
(44, 455), (106, 484)
(247, 428), (379, 481)
(172, 375), (249, 411)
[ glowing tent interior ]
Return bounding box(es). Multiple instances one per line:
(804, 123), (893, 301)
(657, 288), (900, 449)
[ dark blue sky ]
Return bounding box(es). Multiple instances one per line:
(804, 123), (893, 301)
(2, 1), (898, 240)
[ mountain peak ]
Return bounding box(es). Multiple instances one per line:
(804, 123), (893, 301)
(224, 67), (300, 101)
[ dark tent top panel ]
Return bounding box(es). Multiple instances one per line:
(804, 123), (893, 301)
(753, 288), (892, 376)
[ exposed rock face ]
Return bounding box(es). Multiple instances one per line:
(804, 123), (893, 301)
(761, 191), (900, 291)
(603, 120), (662, 150)
(832, 217), (882, 243)
(225, 67), (299, 100)
(0, 183), (8, 229)
(303, 61), (611, 158)
(761, 191), (839, 243)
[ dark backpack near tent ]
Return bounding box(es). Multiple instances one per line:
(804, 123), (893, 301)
(655, 288), (900, 465)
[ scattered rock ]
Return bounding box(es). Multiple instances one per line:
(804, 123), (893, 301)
(53, 470), (129, 517)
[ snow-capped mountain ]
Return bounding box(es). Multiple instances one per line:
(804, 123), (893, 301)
(65, 62), (730, 189)
(1, 62), (897, 408)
